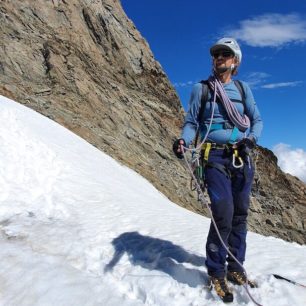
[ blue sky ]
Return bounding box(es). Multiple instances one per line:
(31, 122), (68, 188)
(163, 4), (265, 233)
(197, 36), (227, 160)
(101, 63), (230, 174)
(121, 0), (306, 180)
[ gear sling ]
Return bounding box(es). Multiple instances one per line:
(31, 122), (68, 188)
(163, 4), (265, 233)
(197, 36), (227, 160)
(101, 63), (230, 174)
(191, 80), (246, 193)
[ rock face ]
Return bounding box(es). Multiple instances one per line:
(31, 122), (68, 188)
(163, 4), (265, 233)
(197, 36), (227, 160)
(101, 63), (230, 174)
(249, 147), (306, 244)
(0, 0), (305, 244)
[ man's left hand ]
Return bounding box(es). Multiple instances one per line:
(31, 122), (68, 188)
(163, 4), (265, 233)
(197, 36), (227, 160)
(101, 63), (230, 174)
(234, 137), (255, 157)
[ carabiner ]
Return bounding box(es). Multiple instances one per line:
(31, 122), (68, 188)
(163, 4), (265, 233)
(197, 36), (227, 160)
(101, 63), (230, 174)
(232, 149), (244, 168)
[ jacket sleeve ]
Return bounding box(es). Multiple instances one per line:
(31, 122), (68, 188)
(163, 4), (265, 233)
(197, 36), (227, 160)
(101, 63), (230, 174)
(242, 82), (263, 143)
(180, 83), (203, 147)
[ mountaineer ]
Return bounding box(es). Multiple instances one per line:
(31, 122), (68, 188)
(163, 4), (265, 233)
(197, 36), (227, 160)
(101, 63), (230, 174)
(173, 37), (263, 303)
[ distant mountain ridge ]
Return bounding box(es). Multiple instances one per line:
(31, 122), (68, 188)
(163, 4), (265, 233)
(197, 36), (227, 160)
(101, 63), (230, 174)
(0, 0), (305, 243)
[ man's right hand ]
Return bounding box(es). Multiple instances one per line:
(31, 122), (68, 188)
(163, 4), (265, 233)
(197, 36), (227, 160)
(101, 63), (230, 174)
(172, 138), (186, 159)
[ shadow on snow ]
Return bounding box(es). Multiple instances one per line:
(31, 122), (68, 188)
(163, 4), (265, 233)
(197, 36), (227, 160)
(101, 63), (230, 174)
(105, 231), (208, 288)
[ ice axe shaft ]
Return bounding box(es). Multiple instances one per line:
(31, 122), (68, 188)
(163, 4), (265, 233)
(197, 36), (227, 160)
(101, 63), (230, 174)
(273, 274), (306, 288)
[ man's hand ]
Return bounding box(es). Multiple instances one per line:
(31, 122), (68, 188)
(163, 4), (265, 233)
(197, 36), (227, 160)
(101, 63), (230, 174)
(172, 138), (186, 159)
(234, 137), (255, 158)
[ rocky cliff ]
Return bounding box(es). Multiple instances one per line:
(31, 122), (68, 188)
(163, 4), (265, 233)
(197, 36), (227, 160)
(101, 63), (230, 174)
(1, 0), (305, 244)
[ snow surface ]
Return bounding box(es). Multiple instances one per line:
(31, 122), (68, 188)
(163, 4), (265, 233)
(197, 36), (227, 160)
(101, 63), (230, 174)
(0, 94), (305, 306)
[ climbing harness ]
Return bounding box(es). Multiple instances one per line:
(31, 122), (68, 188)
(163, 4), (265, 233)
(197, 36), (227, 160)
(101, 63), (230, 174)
(190, 142), (233, 196)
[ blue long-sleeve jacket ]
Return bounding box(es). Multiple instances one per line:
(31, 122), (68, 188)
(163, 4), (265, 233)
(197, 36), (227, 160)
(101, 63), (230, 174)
(181, 80), (263, 146)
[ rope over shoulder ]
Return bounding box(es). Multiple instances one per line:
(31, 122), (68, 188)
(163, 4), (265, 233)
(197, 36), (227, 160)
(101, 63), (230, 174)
(207, 75), (250, 131)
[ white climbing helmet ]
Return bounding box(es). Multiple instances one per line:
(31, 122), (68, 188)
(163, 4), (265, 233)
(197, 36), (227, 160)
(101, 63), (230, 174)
(210, 37), (242, 63)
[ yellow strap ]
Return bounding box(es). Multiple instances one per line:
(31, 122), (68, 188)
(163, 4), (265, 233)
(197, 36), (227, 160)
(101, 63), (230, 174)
(203, 143), (212, 161)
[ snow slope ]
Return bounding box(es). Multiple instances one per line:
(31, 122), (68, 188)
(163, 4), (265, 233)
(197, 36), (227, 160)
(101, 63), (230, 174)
(0, 95), (305, 306)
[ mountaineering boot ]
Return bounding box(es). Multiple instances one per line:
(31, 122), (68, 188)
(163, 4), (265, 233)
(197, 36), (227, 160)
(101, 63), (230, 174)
(209, 276), (233, 303)
(227, 271), (258, 288)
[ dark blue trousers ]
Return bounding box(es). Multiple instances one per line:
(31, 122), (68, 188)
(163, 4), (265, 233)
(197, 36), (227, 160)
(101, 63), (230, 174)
(204, 149), (254, 278)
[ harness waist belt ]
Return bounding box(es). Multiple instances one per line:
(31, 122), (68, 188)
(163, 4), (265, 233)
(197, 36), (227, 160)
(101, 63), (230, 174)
(202, 143), (231, 150)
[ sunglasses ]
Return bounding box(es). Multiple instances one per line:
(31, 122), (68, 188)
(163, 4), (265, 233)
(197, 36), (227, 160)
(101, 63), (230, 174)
(212, 51), (234, 59)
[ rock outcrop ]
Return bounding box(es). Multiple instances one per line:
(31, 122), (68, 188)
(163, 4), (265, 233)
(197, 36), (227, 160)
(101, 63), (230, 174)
(0, 0), (305, 243)
(249, 147), (306, 244)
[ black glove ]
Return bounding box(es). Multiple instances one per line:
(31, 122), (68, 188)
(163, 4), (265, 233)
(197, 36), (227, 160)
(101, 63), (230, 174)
(172, 138), (186, 159)
(235, 137), (255, 158)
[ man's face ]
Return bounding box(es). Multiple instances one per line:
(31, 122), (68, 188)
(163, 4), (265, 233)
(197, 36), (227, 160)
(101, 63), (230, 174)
(212, 49), (235, 71)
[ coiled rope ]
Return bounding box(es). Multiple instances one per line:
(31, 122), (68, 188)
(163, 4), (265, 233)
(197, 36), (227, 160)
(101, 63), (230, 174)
(208, 75), (250, 131)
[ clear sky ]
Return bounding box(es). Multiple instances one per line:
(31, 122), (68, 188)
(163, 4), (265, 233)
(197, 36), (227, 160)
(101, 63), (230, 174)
(121, 0), (306, 159)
